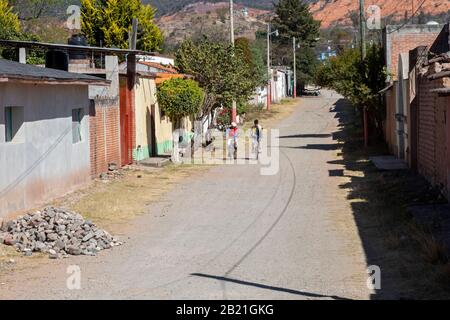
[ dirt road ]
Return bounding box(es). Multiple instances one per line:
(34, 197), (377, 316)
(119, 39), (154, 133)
(0, 91), (372, 300)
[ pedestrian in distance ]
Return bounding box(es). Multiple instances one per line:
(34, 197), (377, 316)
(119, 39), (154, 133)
(251, 119), (263, 160)
(226, 122), (239, 160)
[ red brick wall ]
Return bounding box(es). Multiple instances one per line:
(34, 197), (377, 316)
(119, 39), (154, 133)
(388, 32), (440, 80)
(417, 75), (448, 195)
(89, 99), (121, 178)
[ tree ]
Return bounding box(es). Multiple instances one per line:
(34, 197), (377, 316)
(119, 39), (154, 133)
(0, 0), (21, 40)
(271, 0), (321, 87)
(175, 39), (257, 123)
(0, 0), (45, 64)
(9, 0), (64, 21)
(157, 78), (204, 162)
(315, 44), (387, 136)
(81, 0), (163, 51)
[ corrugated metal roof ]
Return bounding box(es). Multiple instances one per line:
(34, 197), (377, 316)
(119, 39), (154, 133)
(0, 59), (109, 84)
(0, 39), (153, 55)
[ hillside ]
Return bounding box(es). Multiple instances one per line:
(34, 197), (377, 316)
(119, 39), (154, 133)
(311, 0), (450, 28)
(146, 0), (275, 16)
(156, 0), (450, 50)
(156, 2), (272, 50)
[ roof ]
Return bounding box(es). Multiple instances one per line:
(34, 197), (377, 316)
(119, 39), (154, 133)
(378, 83), (394, 95)
(138, 61), (177, 74)
(0, 59), (109, 85)
(0, 39), (154, 56)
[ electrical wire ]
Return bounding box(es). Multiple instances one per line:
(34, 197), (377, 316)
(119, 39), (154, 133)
(386, 0), (428, 34)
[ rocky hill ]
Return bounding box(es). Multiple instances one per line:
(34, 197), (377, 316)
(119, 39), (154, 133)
(155, 0), (450, 42)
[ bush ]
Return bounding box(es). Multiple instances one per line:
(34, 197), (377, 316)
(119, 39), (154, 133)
(157, 78), (204, 124)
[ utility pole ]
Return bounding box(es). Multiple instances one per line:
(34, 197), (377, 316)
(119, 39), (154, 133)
(293, 37), (297, 99)
(359, 0), (366, 60)
(229, 0), (237, 123)
(267, 23), (271, 111)
(360, 0), (369, 147)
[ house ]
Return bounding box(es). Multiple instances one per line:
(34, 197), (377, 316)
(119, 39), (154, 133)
(0, 59), (108, 218)
(409, 24), (450, 198)
(271, 68), (288, 104)
(0, 39), (150, 171)
(119, 60), (194, 161)
(381, 24), (443, 157)
(69, 55), (122, 177)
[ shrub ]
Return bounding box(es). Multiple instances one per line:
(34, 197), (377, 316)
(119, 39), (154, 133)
(157, 78), (204, 125)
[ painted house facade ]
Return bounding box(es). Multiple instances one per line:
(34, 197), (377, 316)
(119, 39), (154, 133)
(119, 60), (194, 161)
(0, 59), (108, 218)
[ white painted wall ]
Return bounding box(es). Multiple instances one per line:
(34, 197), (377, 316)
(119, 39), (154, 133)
(0, 83), (91, 218)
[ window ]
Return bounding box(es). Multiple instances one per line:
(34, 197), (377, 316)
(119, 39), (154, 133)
(4, 106), (24, 143)
(72, 108), (83, 144)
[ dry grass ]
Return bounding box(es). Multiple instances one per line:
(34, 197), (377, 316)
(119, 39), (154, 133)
(244, 98), (299, 131)
(336, 102), (450, 299)
(52, 164), (211, 233)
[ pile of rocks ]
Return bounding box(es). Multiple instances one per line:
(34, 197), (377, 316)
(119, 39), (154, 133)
(0, 207), (122, 259)
(99, 163), (123, 181)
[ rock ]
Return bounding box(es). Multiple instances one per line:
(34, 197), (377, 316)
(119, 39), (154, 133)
(23, 248), (32, 257)
(46, 233), (58, 241)
(2, 220), (14, 232)
(1, 207), (122, 259)
(37, 232), (46, 242)
(54, 239), (65, 250)
(3, 233), (15, 246)
(82, 232), (95, 242)
(66, 246), (81, 256)
(35, 241), (47, 252)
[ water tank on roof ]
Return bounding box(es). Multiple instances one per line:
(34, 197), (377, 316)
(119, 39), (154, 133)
(45, 50), (69, 71)
(426, 21), (439, 26)
(68, 34), (88, 60)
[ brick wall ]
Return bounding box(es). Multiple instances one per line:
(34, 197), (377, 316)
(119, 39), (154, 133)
(417, 75), (448, 194)
(385, 25), (442, 81)
(89, 98), (121, 178)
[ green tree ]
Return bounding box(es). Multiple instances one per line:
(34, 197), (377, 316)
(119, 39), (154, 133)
(9, 0), (64, 21)
(271, 0), (321, 87)
(175, 39), (257, 122)
(157, 78), (204, 162)
(157, 78), (204, 123)
(315, 44), (387, 135)
(0, 0), (21, 40)
(81, 0), (163, 51)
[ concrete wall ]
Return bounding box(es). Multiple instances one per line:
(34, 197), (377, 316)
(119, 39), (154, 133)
(133, 76), (193, 159)
(271, 70), (288, 103)
(0, 83), (91, 218)
(384, 84), (398, 156)
(134, 76), (155, 160)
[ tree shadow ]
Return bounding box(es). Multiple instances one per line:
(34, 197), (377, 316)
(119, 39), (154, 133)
(331, 98), (450, 299)
(279, 134), (332, 139)
(191, 273), (351, 300)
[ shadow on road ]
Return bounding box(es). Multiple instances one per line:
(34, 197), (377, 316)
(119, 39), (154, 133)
(191, 273), (351, 300)
(330, 98), (450, 300)
(279, 134), (332, 139)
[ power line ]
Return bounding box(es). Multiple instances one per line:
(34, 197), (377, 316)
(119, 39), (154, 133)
(386, 0), (427, 34)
